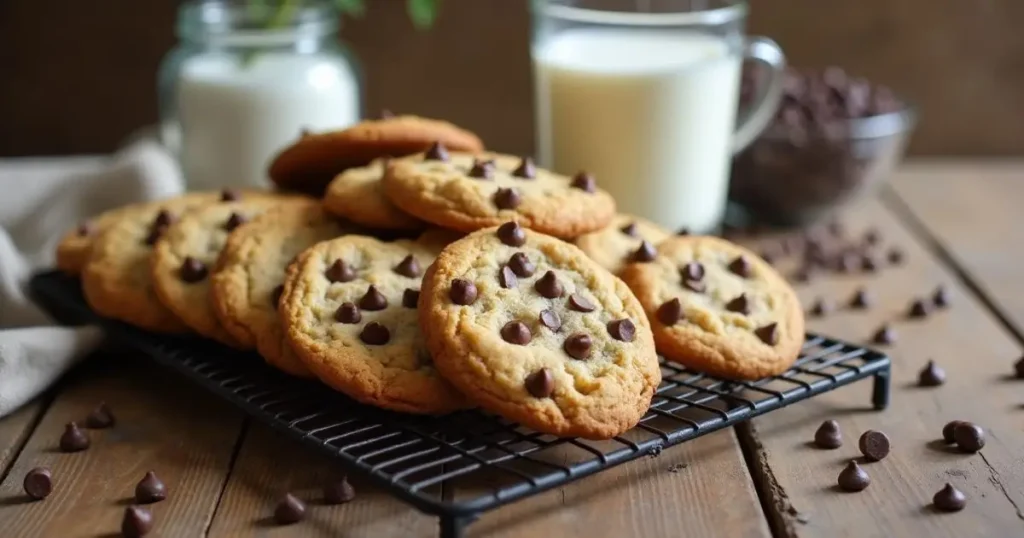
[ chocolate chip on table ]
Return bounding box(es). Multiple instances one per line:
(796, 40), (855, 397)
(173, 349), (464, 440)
(424, 141), (449, 161)
(535, 271), (564, 299)
(494, 188), (522, 209)
(607, 319), (635, 342)
(681, 262), (705, 282)
(274, 493), (307, 525)
(1014, 356), (1024, 379)
(755, 323), (779, 345)
(179, 257), (208, 283)
(508, 252), (535, 277)
(942, 420), (968, 443)
(402, 288), (420, 308)
(953, 422), (985, 453)
(512, 156), (536, 179)
(135, 471), (167, 504)
(497, 221), (526, 246)
(932, 285), (950, 308)
(525, 368), (555, 397)
(358, 285), (388, 311)
(59, 422), (90, 452)
(814, 420), (843, 449)
(393, 254), (422, 278)
(933, 483), (966, 512)
(858, 430), (891, 461)
(224, 212), (247, 231)
(501, 321), (533, 345)
(849, 287), (872, 309)
(450, 279), (478, 305)
(907, 298), (930, 319)
(871, 324), (896, 345)
(220, 189), (239, 202)
(727, 256), (751, 278)
(334, 302), (361, 324)
(85, 402), (115, 429)
(271, 284), (285, 308)
(359, 322), (390, 345)
(122, 505), (154, 538)
(325, 259), (356, 282)
(468, 158), (495, 179)
(809, 298), (832, 317)
(620, 222), (639, 237)
(564, 333), (593, 360)
(538, 309), (561, 331)
(918, 360), (946, 387)
(726, 294), (750, 315)
(77, 221), (93, 236)
(887, 247), (905, 265)
(837, 461), (870, 492)
(571, 171), (596, 192)
(324, 477), (356, 505)
(657, 298), (683, 325)
(23, 467), (52, 500)
(568, 293), (596, 312)
(630, 240), (657, 262)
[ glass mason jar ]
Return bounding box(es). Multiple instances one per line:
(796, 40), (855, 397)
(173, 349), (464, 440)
(159, 0), (361, 191)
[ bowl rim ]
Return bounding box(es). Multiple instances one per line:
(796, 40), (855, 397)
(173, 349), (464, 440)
(759, 102), (918, 141)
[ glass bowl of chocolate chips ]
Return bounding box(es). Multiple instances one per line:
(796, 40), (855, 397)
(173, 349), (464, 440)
(729, 66), (916, 226)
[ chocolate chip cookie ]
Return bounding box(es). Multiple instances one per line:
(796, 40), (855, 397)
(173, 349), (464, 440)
(574, 214), (672, 274)
(210, 200), (351, 376)
(620, 235), (804, 380)
(56, 205), (138, 275)
(383, 149), (616, 239)
(280, 235), (467, 414)
(269, 115), (484, 195)
(323, 158), (425, 231)
(419, 222), (660, 439)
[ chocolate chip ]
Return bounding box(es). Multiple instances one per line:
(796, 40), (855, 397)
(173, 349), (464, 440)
(727, 256), (751, 278)
(863, 229), (881, 245)
(942, 420), (968, 443)
(953, 422), (985, 453)
(508, 252), (535, 277)
(571, 171), (596, 192)
(493, 188), (522, 210)
(872, 324), (896, 345)
(564, 333), (592, 360)
(224, 212), (247, 231)
(837, 461), (870, 492)
(1015, 356), (1024, 379)
(607, 319), (635, 342)
(755, 323), (779, 345)
(135, 471), (167, 504)
(85, 402), (115, 429)
(681, 262), (705, 282)
(497, 265), (518, 289)
(497, 221), (526, 246)
(271, 284), (285, 308)
(630, 241), (657, 262)
(274, 493), (306, 525)
(525, 368), (554, 398)
(849, 287), (872, 309)
(358, 285), (388, 311)
(726, 294), (750, 315)
(468, 158), (495, 179)
(932, 285), (950, 308)
(887, 247), (905, 265)
(814, 420), (842, 449)
(907, 298), (930, 318)
(501, 321), (532, 345)
(861, 255), (878, 273)
(153, 210), (173, 229)
(23, 467), (52, 500)
(122, 505), (154, 538)
(334, 303), (361, 324)
(325, 259), (356, 283)
(324, 477), (356, 504)
(59, 422), (89, 452)
(539, 309), (561, 331)
(858, 430), (891, 461)
(933, 483), (966, 512)
(77, 221), (93, 236)
(220, 189), (239, 202)
(424, 141), (449, 161)
(620, 222), (639, 237)
(568, 293), (596, 312)
(683, 279), (706, 293)
(918, 360), (946, 387)
(393, 255), (421, 278)
(534, 271), (563, 299)
(450, 279), (478, 305)
(179, 257), (208, 283)
(657, 298), (683, 325)
(359, 322), (390, 345)
(809, 298), (832, 317)
(402, 288), (420, 308)
(513, 157), (536, 179)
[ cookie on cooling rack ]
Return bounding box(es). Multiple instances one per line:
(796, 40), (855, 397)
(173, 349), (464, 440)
(323, 158), (425, 231)
(574, 214), (672, 274)
(619, 235), (804, 381)
(419, 222), (660, 439)
(56, 205), (144, 276)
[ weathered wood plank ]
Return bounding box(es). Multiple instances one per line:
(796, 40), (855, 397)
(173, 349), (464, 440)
(0, 401), (47, 483)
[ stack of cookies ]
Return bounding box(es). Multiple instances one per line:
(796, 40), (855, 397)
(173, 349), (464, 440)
(56, 114), (804, 440)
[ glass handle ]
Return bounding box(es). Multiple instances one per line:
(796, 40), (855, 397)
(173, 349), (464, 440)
(732, 36), (786, 153)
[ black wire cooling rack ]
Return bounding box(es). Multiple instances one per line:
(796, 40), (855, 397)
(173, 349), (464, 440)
(31, 270), (890, 538)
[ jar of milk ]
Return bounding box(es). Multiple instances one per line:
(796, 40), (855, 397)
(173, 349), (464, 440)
(159, 0), (361, 191)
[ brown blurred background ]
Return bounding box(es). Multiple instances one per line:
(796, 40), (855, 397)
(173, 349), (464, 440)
(1, 0), (1022, 157)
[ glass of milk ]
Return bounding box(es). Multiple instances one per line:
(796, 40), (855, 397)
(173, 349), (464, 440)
(533, 0), (785, 233)
(159, 1), (361, 191)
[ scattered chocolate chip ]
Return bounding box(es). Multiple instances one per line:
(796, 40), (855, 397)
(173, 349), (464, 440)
(918, 360), (946, 387)
(942, 420), (968, 443)
(122, 505), (154, 538)
(814, 420), (842, 449)
(497, 221), (526, 246)
(325, 259), (356, 283)
(358, 285), (388, 311)
(908, 298), (930, 319)
(501, 321), (533, 345)
(620, 222), (639, 237)
(539, 309), (561, 331)
(220, 189), (239, 202)
(359, 322), (390, 345)
(932, 285), (950, 308)
(468, 159), (495, 179)
(860, 255), (878, 273)
(809, 298), (832, 317)
(508, 252), (536, 277)
(179, 257), (208, 283)
(863, 229), (881, 245)
(683, 279), (706, 293)
(85, 402), (115, 429)
(23, 467), (52, 500)
(568, 293), (596, 312)
(933, 483), (966, 512)
(424, 141), (449, 161)
(571, 171), (596, 192)
(324, 477), (356, 504)
(1015, 356), (1024, 379)
(607, 319), (635, 342)
(657, 298), (683, 325)
(535, 271), (564, 299)
(525, 368), (555, 398)
(858, 430), (891, 461)
(334, 302), (361, 324)
(755, 323), (779, 345)
(849, 288), (872, 309)
(274, 493), (306, 525)
(59, 422), (89, 452)
(393, 255), (421, 278)
(837, 461), (870, 492)
(872, 324), (896, 345)
(76, 221), (93, 237)
(494, 188), (522, 209)
(677, 227), (690, 236)
(512, 156), (536, 179)
(564, 333), (593, 360)
(135, 471), (167, 504)
(953, 422), (985, 453)
(726, 294), (750, 315)
(271, 284), (285, 308)
(224, 212), (247, 231)
(681, 262), (705, 282)
(887, 247), (905, 265)
(450, 279), (478, 305)
(402, 288), (420, 309)
(728, 256), (751, 278)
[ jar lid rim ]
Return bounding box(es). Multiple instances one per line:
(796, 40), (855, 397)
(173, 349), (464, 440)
(177, 0), (339, 41)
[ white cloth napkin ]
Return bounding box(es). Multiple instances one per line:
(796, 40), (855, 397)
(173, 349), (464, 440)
(0, 139), (185, 417)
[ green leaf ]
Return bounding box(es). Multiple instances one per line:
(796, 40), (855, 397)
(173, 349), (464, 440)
(334, 0), (367, 17)
(407, 0), (439, 30)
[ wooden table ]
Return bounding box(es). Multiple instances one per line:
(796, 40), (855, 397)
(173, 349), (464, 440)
(2, 160), (1023, 537)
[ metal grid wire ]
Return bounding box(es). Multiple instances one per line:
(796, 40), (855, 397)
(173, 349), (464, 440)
(31, 271), (891, 524)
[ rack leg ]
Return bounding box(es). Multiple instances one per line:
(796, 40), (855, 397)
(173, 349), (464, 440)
(439, 514), (474, 538)
(871, 369), (891, 410)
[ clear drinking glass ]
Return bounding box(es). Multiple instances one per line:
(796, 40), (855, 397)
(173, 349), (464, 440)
(532, 0), (784, 233)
